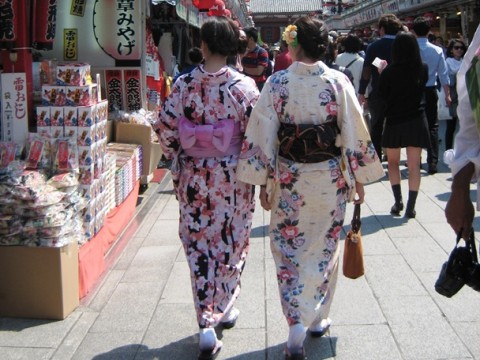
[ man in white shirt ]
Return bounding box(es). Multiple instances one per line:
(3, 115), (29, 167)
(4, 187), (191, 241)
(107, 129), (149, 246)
(444, 24), (480, 239)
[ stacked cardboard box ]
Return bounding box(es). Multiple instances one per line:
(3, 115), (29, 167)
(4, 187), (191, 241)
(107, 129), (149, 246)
(106, 143), (142, 206)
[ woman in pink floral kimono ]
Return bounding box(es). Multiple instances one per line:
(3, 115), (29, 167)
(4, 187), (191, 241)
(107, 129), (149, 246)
(237, 16), (384, 360)
(153, 16), (259, 360)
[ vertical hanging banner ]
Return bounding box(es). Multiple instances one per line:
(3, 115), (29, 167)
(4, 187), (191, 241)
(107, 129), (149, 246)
(32, 0), (58, 50)
(124, 69), (142, 112)
(1, 73), (29, 146)
(0, 0), (18, 50)
(105, 69), (124, 113)
(70, 0), (87, 16)
(63, 28), (78, 61)
(93, 0), (141, 60)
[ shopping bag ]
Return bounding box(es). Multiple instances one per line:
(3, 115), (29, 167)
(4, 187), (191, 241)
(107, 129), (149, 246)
(343, 203), (364, 279)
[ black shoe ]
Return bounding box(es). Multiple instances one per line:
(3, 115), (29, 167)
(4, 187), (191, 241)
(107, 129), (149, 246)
(390, 202), (404, 216)
(428, 164), (438, 174)
(405, 209), (416, 218)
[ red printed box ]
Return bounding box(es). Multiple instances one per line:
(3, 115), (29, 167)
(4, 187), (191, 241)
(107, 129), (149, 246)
(37, 126), (51, 136)
(35, 107), (50, 126)
(78, 145), (94, 166)
(51, 126), (64, 139)
(77, 125), (95, 146)
(79, 183), (96, 201)
(79, 164), (94, 185)
(56, 62), (91, 86)
(63, 107), (78, 126)
(96, 100), (108, 122)
(64, 126), (77, 140)
(66, 85), (97, 106)
(50, 107), (64, 126)
(41, 85), (67, 106)
(77, 105), (95, 127)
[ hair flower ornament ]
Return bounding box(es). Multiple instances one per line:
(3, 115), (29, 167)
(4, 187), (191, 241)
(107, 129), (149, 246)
(282, 25), (298, 47)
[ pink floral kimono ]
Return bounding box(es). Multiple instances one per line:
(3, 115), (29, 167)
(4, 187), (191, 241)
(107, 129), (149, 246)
(237, 61), (384, 327)
(153, 65), (259, 328)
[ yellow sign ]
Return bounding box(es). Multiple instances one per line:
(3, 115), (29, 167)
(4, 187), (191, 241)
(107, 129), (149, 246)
(70, 0), (87, 17)
(64, 28), (78, 61)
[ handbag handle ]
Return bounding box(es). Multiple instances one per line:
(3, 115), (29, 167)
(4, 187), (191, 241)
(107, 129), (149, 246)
(456, 229), (479, 263)
(351, 204), (361, 233)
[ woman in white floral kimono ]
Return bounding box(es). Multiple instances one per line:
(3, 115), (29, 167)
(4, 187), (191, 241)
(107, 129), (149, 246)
(237, 16), (384, 360)
(153, 17), (259, 360)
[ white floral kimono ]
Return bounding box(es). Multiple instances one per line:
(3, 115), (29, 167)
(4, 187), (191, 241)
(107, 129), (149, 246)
(237, 61), (384, 327)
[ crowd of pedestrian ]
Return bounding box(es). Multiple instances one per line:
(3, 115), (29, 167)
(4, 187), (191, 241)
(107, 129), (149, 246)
(153, 13), (479, 360)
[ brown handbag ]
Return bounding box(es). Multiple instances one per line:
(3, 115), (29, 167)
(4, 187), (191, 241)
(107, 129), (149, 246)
(343, 203), (364, 279)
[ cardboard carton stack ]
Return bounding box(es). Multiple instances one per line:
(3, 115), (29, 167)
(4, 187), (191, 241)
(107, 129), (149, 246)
(34, 62), (114, 242)
(106, 143), (142, 206)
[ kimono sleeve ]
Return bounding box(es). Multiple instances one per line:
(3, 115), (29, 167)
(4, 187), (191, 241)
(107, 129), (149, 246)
(152, 79), (184, 160)
(336, 76), (385, 184)
(237, 80), (280, 186)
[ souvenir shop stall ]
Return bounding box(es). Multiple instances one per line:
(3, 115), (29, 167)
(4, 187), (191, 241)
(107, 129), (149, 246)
(0, 0), (251, 321)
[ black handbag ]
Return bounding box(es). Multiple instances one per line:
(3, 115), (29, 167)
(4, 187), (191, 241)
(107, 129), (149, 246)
(435, 230), (480, 298)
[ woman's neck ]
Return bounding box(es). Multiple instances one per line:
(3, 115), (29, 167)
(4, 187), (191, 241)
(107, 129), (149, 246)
(203, 55), (227, 73)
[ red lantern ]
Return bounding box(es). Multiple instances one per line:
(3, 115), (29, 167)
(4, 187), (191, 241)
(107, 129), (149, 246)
(208, 0), (225, 16)
(32, 0), (58, 50)
(424, 12), (435, 25)
(404, 16), (414, 29)
(193, 0), (216, 12)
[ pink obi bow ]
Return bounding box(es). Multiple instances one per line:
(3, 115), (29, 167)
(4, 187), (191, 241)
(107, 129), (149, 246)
(179, 117), (242, 157)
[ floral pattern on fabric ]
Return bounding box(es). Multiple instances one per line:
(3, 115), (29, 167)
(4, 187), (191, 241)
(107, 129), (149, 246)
(237, 61), (383, 327)
(154, 65), (259, 328)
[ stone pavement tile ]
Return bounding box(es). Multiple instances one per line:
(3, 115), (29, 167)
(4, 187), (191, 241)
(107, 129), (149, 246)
(379, 295), (471, 359)
(391, 236), (449, 273)
(129, 245), (180, 268)
(89, 282), (162, 333)
(143, 219), (180, 247)
(216, 328), (266, 359)
(360, 230), (399, 256)
(71, 331), (143, 360)
(365, 254), (427, 298)
(265, 257), (280, 300)
(450, 321), (480, 358)
(121, 265), (170, 284)
(156, 195), (181, 221)
(329, 324), (402, 360)
(303, 336), (335, 360)
(112, 236), (147, 270)
(0, 313), (80, 348)
(1, 347), (53, 360)
(417, 271), (480, 323)
(51, 312), (98, 360)
(383, 219), (428, 239)
(130, 210), (160, 238)
(140, 303), (198, 360)
(236, 256), (266, 331)
(265, 298), (289, 358)
(330, 275), (386, 326)
(81, 269), (124, 312)
(247, 235), (266, 262)
(421, 221), (459, 253)
(159, 261), (194, 304)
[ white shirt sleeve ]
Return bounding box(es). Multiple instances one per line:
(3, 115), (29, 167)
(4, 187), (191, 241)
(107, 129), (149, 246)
(443, 24), (480, 209)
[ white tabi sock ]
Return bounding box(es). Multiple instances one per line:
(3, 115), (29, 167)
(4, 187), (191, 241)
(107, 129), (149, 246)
(287, 323), (307, 354)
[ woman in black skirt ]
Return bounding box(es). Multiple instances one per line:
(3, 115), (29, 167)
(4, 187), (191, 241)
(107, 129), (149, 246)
(378, 31), (430, 218)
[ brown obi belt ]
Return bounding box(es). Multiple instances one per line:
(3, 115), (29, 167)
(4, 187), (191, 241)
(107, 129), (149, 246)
(278, 122), (341, 163)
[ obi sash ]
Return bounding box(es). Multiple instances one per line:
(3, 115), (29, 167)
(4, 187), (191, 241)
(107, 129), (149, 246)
(179, 117), (242, 158)
(278, 121), (341, 163)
